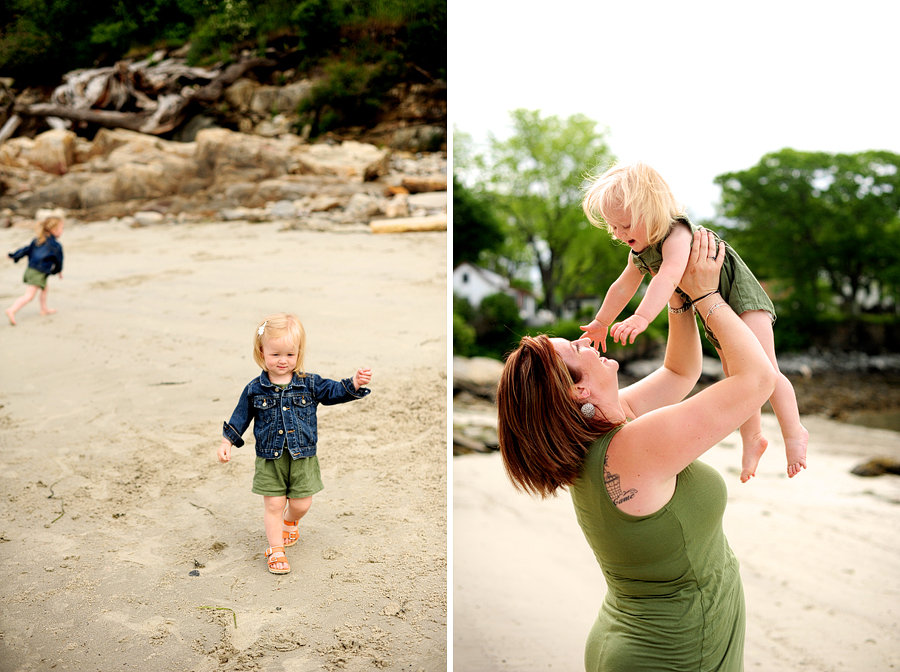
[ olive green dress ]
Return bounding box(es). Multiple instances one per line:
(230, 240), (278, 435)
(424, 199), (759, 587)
(631, 216), (774, 349)
(569, 426), (745, 671)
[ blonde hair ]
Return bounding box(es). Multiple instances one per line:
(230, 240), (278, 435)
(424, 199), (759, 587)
(36, 217), (63, 245)
(253, 313), (307, 375)
(582, 161), (684, 245)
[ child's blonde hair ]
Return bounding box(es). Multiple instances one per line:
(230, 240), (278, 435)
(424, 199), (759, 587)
(582, 161), (684, 245)
(253, 313), (307, 375)
(36, 217), (63, 245)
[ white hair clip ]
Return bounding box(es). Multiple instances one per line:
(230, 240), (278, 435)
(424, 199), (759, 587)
(258, 321), (267, 336)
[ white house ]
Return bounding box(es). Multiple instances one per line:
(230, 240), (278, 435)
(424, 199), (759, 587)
(453, 262), (541, 323)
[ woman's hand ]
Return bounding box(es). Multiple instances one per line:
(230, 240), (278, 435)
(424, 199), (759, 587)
(678, 228), (725, 300)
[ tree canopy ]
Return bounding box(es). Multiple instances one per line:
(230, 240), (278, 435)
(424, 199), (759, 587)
(452, 175), (505, 267)
(460, 109), (621, 315)
(0, 0), (446, 84)
(715, 149), (900, 316)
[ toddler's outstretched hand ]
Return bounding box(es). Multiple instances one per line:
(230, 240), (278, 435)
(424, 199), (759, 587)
(580, 319), (609, 353)
(217, 439), (232, 463)
(353, 367), (372, 389)
(611, 315), (649, 346)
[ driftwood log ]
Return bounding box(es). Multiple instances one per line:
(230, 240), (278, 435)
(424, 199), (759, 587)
(370, 214), (447, 234)
(11, 56), (276, 136)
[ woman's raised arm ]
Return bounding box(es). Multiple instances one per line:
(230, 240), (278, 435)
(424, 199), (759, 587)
(613, 230), (777, 494)
(618, 286), (702, 420)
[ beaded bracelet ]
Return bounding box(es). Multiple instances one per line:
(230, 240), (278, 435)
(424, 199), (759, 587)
(690, 291), (720, 316)
(705, 301), (726, 322)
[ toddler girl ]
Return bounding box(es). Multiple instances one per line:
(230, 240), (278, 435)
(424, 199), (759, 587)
(6, 217), (65, 325)
(580, 161), (808, 482)
(217, 313), (372, 574)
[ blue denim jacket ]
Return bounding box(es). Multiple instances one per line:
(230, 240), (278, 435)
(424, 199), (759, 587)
(8, 235), (64, 275)
(223, 370), (370, 459)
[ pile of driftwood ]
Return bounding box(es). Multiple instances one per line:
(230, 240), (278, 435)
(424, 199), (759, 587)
(1, 51), (275, 144)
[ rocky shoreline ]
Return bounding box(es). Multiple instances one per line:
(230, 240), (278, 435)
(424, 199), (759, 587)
(1, 126), (446, 232)
(453, 353), (900, 455)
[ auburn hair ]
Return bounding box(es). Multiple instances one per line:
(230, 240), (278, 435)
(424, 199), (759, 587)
(497, 335), (623, 498)
(582, 161), (684, 246)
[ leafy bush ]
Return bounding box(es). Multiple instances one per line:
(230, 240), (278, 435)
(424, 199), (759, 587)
(186, 0), (255, 65)
(297, 57), (397, 136)
(453, 312), (476, 357)
(0, 0), (446, 88)
(460, 293), (522, 360)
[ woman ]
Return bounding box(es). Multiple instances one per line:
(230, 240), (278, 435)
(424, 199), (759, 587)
(497, 230), (777, 671)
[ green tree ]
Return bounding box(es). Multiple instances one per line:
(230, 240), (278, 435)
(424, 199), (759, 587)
(1, 0), (446, 86)
(472, 292), (524, 358)
(452, 175), (504, 267)
(715, 149), (900, 316)
(452, 311), (476, 357)
(462, 109), (621, 316)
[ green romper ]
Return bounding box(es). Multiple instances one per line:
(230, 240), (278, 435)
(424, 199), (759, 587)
(631, 216), (774, 349)
(569, 426), (746, 672)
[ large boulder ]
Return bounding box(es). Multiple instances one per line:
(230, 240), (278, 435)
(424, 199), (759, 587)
(294, 140), (390, 182)
(27, 129), (76, 175)
(0, 136), (33, 168)
(249, 80), (313, 117)
(453, 356), (505, 399)
(194, 127), (299, 181)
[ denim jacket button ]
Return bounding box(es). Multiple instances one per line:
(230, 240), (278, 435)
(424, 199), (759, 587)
(282, 406), (288, 411)
(278, 429), (284, 434)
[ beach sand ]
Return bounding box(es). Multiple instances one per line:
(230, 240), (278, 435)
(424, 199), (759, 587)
(0, 220), (447, 671)
(453, 413), (900, 671)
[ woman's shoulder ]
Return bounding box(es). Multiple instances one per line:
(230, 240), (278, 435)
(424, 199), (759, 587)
(571, 425), (627, 496)
(584, 424), (627, 466)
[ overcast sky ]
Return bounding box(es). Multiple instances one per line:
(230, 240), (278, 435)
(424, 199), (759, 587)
(448, 1), (900, 220)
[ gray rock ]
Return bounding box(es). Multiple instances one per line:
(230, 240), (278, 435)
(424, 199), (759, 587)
(133, 211), (164, 226)
(268, 200), (296, 219)
(453, 356), (504, 399)
(407, 191), (447, 210)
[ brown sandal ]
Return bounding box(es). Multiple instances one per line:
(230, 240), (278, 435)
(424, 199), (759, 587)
(265, 546), (290, 574)
(282, 503), (299, 547)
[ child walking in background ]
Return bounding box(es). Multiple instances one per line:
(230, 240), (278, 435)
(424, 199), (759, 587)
(217, 313), (372, 574)
(6, 217), (65, 325)
(580, 161), (808, 482)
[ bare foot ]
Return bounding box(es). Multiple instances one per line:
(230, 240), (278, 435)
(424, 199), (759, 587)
(740, 433), (768, 483)
(5, 309), (16, 326)
(785, 425), (809, 478)
(41, 308), (57, 316)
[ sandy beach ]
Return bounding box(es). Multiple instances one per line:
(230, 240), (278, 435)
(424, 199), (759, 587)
(0, 219), (447, 671)
(453, 413), (900, 671)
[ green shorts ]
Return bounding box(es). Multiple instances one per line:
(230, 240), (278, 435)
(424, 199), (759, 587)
(251, 452), (324, 499)
(23, 267), (48, 289)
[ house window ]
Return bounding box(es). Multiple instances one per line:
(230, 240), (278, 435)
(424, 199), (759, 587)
(462, 273), (469, 283)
